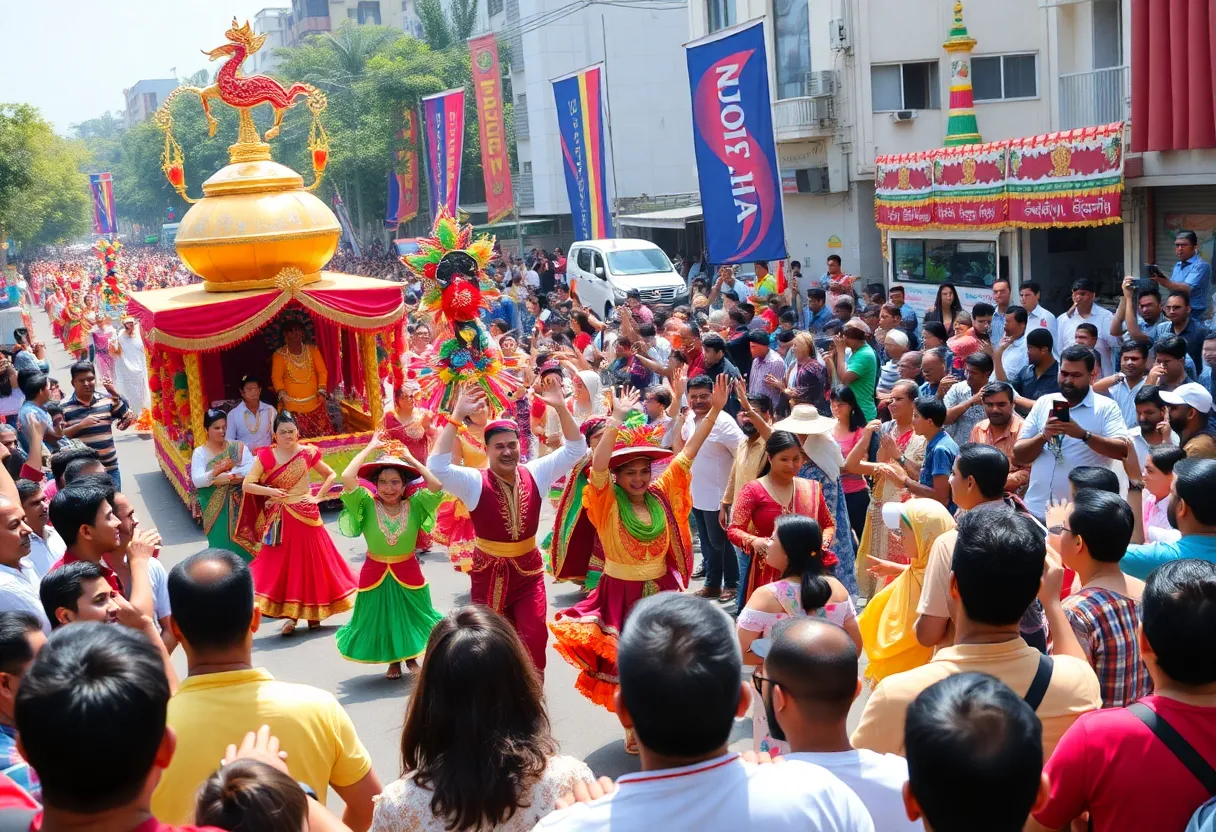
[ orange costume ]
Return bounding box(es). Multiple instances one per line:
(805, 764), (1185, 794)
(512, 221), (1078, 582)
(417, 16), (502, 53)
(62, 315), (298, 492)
(549, 453), (693, 710)
(271, 344), (332, 438)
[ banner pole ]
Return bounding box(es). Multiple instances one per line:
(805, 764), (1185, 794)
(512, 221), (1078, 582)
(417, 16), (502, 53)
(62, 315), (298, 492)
(601, 15), (620, 233)
(418, 103), (433, 227)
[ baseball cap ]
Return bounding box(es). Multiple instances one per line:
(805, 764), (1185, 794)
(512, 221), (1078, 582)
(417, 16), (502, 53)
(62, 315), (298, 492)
(722, 289), (741, 303)
(1159, 382), (1214, 414)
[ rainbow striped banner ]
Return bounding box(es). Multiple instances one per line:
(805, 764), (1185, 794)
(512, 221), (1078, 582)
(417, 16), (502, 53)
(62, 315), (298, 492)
(553, 65), (613, 240)
(89, 172), (117, 235)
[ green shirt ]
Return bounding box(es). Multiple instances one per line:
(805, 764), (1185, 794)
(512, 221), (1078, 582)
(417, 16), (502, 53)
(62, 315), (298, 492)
(847, 343), (879, 421)
(339, 485), (443, 556)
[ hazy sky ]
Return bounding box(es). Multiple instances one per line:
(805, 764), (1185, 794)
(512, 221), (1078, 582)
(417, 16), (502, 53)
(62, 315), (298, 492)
(0, 1), (276, 133)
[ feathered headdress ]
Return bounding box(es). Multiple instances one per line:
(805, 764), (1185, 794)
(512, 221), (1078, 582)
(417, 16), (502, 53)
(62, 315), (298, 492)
(402, 210), (520, 414)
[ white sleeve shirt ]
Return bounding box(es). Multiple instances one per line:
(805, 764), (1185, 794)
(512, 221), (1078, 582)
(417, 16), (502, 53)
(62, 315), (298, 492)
(430, 434), (589, 511)
(682, 411), (748, 510)
(0, 563), (50, 633)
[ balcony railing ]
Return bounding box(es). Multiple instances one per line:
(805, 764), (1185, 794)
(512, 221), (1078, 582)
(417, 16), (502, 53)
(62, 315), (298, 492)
(773, 96), (836, 142)
(516, 171), (534, 210)
(1059, 65), (1128, 130)
(291, 15), (331, 42)
(514, 95), (530, 139)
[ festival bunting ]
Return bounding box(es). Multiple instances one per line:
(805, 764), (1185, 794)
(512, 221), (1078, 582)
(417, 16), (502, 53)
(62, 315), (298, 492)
(470, 34), (514, 224)
(552, 65), (613, 240)
(1005, 123), (1123, 228)
(422, 88), (466, 218)
(874, 122), (1125, 231)
(685, 20), (787, 264)
(89, 172), (118, 235)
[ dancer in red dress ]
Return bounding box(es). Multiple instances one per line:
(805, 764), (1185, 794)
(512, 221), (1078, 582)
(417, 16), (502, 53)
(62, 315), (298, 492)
(235, 410), (357, 634)
(429, 377), (586, 674)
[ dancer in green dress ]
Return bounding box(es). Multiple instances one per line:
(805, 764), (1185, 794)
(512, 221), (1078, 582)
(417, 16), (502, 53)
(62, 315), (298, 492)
(191, 409), (255, 561)
(336, 433), (445, 679)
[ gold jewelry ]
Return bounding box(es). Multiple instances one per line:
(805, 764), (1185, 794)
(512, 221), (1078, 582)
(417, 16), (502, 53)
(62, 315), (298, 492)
(279, 346), (317, 386)
(243, 404), (263, 434)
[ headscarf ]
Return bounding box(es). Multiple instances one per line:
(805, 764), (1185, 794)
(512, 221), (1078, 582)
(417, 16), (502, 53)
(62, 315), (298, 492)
(572, 370), (606, 420)
(801, 434), (844, 481)
(856, 498), (956, 685)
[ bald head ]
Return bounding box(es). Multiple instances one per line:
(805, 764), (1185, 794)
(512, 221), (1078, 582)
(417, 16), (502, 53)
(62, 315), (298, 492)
(167, 548), (255, 652)
(765, 618), (859, 720)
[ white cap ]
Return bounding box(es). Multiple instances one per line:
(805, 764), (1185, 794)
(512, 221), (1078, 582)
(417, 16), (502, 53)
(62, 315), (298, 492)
(1159, 382), (1214, 415)
(882, 501), (906, 531)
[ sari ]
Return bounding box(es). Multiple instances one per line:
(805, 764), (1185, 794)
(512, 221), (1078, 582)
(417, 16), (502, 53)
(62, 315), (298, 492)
(857, 499), (955, 684)
(234, 446), (356, 620)
(728, 478), (837, 603)
(856, 421), (926, 597)
(191, 441), (254, 562)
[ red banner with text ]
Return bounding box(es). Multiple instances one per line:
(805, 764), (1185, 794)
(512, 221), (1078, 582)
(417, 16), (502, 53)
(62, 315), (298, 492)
(469, 34), (514, 224)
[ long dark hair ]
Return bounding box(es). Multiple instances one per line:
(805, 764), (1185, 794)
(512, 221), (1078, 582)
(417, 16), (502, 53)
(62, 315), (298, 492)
(272, 411), (296, 432)
(758, 429), (802, 477)
(829, 385), (867, 431)
(772, 514), (831, 612)
(401, 606), (555, 831)
(934, 283), (962, 316)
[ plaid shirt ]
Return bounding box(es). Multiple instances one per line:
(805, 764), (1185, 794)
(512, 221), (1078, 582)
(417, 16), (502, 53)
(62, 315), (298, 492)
(0, 724), (39, 803)
(1063, 587), (1154, 708)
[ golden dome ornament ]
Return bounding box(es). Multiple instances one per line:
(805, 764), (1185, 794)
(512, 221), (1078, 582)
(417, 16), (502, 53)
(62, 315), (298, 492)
(153, 18), (338, 292)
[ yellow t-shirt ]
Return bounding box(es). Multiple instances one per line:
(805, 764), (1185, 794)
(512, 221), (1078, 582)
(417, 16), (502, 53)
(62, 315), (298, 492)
(151, 668), (373, 824)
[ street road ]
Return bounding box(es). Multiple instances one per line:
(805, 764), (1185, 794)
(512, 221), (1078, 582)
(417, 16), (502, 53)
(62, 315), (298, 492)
(27, 306), (867, 816)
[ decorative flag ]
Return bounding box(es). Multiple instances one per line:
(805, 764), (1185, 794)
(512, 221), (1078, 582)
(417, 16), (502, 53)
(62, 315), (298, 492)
(685, 21), (787, 264)
(385, 111), (420, 229)
(422, 89), (466, 218)
(552, 65), (613, 240)
(469, 34), (514, 224)
(89, 173), (117, 235)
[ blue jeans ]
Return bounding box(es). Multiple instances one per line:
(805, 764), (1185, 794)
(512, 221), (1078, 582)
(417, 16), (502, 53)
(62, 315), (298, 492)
(692, 507), (737, 591)
(107, 468), (121, 491)
(736, 547), (750, 613)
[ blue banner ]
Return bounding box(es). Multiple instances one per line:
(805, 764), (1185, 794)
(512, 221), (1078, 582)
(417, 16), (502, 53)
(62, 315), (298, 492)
(422, 89), (465, 218)
(685, 21), (786, 263)
(89, 172), (117, 236)
(553, 66), (613, 240)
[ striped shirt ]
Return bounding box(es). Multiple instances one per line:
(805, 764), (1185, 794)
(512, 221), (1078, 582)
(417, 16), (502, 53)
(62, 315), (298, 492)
(61, 392), (130, 471)
(1063, 586), (1153, 708)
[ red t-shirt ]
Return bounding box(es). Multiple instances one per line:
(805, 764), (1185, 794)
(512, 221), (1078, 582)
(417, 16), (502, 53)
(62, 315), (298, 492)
(48, 552), (122, 593)
(31, 818), (222, 832)
(1035, 694), (1216, 832)
(574, 332), (592, 353)
(760, 308), (779, 332)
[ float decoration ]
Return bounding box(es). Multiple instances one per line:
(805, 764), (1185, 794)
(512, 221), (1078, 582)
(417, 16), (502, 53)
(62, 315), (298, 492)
(403, 210), (519, 414)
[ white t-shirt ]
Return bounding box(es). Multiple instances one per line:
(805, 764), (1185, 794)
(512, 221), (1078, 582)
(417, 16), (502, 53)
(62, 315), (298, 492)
(525, 269), (541, 289)
(1056, 305), (1117, 377)
(1019, 389), (1130, 518)
(534, 752), (874, 832)
(783, 752), (920, 832)
(1024, 303), (1058, 340)
(146, 556), (172, 622)
(677, 412), (747, 511)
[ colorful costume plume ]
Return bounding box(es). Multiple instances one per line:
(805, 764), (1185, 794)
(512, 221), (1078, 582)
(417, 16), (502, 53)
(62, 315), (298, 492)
(92, 238), (127, 316)
(402, 210), (519, 413)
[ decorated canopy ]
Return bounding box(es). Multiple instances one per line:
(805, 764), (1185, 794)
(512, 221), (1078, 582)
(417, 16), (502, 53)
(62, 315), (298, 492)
(128, 272), (405, 352)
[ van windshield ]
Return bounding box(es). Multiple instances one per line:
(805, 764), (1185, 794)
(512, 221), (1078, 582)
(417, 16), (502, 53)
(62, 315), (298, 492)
(606, 249), (673, 276)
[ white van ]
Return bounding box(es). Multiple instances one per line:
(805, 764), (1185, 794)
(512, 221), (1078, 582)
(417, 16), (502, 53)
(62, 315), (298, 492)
(566, 239), (690, 321)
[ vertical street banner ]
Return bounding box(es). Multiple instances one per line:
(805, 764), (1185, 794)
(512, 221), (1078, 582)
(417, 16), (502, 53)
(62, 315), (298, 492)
(385, 110), (421, 228)
(685, 20), (786, 263)
(552, 65), (613, 240)
(470, 34), (514, 224)
(422, 88), (466, 218)
(89, 172), (117, 235)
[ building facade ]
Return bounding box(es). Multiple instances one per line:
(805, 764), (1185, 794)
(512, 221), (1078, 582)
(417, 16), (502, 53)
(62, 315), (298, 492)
(485, 0), (700, 254)
(683, 0), (1192, 315)
(124, 79), (179, 127)
(287, 0), (413, 43)
(250, 8), (294, 75)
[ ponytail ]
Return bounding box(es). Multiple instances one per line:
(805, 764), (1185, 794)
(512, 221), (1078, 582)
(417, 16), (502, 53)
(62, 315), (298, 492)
(772, 514), (830, 612)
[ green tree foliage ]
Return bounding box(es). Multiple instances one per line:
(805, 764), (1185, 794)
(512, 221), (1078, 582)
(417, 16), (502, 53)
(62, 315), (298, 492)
(0, 104), (91, 252)
(73, 22), (489, 244)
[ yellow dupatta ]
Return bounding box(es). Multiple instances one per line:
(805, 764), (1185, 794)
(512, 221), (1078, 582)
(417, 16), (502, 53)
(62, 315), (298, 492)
(857, 498), (955, 684)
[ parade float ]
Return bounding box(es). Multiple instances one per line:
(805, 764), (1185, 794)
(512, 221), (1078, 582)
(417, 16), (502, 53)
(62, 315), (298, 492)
(129, 19), (407, 515)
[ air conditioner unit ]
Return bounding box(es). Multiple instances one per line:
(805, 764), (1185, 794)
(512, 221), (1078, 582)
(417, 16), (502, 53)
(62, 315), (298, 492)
(808, 96), (836, 123)
(803, 70), (837, 98)
(829, 17), (849, 50)
(890, 110), (917, 123)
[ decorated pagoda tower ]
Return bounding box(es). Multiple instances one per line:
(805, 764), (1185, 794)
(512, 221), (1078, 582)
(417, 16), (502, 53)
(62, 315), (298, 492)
(943, 1), (981, 147)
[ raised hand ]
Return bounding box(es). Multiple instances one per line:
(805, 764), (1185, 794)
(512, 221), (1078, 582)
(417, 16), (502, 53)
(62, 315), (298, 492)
(709, 373), (730, 412)
(670, 365), (688, 401)
(612, 386), (641, 420)
(223, 725), (290, 775)
(537, 374), (567, 410)
(451, 386), (487, 421)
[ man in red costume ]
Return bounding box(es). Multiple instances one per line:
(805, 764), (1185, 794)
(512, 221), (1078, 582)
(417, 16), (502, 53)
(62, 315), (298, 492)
(429, 377), (586, 674)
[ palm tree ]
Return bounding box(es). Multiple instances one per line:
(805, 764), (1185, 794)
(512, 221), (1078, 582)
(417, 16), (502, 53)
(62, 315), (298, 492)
(324, 23), (397, 80)
(418, 0), (479, 50)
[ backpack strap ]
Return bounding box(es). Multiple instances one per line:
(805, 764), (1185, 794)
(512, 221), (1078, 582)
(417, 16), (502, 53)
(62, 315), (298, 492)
(1128, 702), (1216, 794)
(1023, 653), (1054, 711)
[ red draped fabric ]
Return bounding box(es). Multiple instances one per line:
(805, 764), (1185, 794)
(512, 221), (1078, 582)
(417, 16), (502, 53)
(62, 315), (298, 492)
(342, 328), (365, 398)
(201, 351), (225, 404)
(312, 314), (343, 393)
(1131, 0), (1216, 152)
